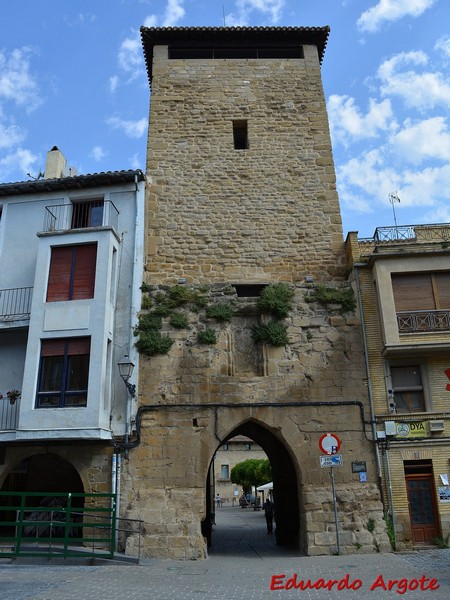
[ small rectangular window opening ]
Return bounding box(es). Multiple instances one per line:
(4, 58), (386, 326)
(233, 121), (248, 150)
(234, 284), (267, 298)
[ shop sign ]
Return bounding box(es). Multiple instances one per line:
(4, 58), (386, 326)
(395, 421), (427, 438)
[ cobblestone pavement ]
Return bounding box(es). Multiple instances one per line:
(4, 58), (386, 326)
(1, 506), (449, 600)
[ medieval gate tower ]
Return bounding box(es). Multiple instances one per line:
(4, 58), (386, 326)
(121, 26), (389, 559)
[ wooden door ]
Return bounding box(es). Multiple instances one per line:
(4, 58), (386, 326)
(406, 475), (439, 543)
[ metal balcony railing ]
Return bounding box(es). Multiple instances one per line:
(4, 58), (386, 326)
(359, 223), (450, 245)
(43, 200), (119, 233)
(373, 225), (417, 242)
(0, 287), (33, 321)
(0, 396), (20, 430)
(397, 310), (450, 333)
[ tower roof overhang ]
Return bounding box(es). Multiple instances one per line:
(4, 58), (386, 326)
(140, 25), (330, 85)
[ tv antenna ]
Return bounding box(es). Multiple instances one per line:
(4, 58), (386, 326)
(27, 171), (44, 180)
(388, 192), (400, 229)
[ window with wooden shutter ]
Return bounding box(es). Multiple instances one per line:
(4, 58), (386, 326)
(392, 272), (450, 310)
(390, 365), (425, 413)
(47, 244), (97, 301)
(392, 271), (450, 332)
(37, 337), (90, 408)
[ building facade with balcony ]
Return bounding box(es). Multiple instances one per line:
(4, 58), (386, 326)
(0, 147), (145, 506)
(346, 224), (450, 549)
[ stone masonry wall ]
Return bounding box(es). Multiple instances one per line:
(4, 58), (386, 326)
(145, 45), (345, 284)
(130, 38), (389, 559)
(121, 283), (390, 558)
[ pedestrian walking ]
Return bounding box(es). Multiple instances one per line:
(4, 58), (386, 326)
(263, 498), (274, 534)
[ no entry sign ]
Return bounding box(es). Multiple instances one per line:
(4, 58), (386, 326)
(319, 432), (341, 455)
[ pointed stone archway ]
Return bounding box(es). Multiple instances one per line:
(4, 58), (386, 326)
(206, 419), (302, 553)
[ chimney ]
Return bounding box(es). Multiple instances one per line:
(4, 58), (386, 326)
(44, 146), (67, 179)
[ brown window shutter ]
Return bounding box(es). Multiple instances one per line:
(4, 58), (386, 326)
(66, 337), (90, 355)
(72, 244), (97, 299)
(434, 272), (450, 309)
(392, 273), (435, 311)
(41, 338), (66, 357)
(46, 246), (72, 301)
(41, 337), (90, 357)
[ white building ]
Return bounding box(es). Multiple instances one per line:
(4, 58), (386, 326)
(0, 147), (145, 501)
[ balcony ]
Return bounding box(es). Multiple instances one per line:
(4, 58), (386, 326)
(359, 223), (450, 245)
(0, 287), (33, 323)
(0, 396), (19, 431)
(43, 201), (119, 233)
(397, 310), (450, 334)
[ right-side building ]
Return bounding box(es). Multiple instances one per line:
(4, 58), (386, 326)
(346, 224), (450, 549)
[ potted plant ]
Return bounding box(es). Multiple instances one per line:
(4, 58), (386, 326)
(6, 389), (21, 405)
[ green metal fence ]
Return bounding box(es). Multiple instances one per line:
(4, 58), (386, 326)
(0, 491), (116, 560)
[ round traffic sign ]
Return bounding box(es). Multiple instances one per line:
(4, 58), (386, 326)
(319, 432), (341, 455)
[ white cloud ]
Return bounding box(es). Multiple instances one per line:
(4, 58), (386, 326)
(106, 116), (147, 138)
(337, 144), (450, 219)
(109, 75), (119, 94)
(390, 117), (450, 165)
(63, 13), (97, 27)
(377, 51), (450, 111)
(0, 147), (38, 180)
(226, 0), (285, 26)
(89, 146), (107, 161)
(0, 122), (26, 149)
(400, 164), (450, 207)
(0, 48), (42, 112)
(328, 95), (396, 146)
(129, 153), (142, 170)
(435, 36), (450, 61)
(118, 35), (144, 75)
(422, 204), (450, 224)
(162, 0), (185, 27)
(143, 15), (158, 28)
(113, 15), (158, 85)
(338, 149), (402, 207)
(357, 0), (436, 33)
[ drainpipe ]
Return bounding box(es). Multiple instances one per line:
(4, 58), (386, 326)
(384, 440), (397, 548)
(112, 451), (121, 549)
(125, 173), (145, 442)
(354, 265), (383, 498)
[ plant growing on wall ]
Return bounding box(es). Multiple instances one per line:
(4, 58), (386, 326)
(249, 283), (293, 347)
(206, 302), (235, 322)
(169, 312), (189, 329)
(251, 320), (289, 346)
(135, 284), (222, 357)
(197, 328), (217, 345)
(134, 310), (173, 357)
(305, 283), (356, 314)
(257, 283), (294, 318)
(135, 330), (174, 356)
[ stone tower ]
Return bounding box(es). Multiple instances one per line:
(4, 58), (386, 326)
(121, 26), (389, 559)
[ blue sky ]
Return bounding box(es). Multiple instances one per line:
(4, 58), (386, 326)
(1, 0), (449, 238)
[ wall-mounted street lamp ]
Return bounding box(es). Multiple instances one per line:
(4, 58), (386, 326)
(118, 360), (136, 398)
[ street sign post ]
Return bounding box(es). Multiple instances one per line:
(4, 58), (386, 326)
(320, 454), (343, 468)
(319, 432), (341, 455)
(319, 433), (342, 555)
